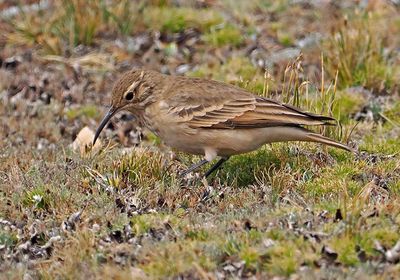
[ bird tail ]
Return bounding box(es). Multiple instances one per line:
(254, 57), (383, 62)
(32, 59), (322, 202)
(304, 131), (353, 152)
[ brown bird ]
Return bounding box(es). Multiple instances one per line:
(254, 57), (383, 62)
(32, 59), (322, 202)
(94, 70), (352, 177)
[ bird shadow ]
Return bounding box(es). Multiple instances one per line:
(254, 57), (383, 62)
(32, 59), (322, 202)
(207, 148), (282, 187)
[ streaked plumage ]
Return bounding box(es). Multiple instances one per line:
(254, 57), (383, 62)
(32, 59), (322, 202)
(94, 70), (353, 177)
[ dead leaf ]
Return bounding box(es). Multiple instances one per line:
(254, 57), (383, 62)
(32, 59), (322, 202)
(72, 126), (101, 155)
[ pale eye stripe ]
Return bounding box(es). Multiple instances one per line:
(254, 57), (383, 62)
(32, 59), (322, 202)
(124, 81), (139, 95)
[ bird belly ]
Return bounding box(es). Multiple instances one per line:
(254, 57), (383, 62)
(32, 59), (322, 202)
(159, 131), (206, 155)
(197, 128), (272, 156)
(157, 127), (291, 157)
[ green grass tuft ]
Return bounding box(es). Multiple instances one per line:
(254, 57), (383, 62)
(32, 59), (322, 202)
(203, 24), (243, 47)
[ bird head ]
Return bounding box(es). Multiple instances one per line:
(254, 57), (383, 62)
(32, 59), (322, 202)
(93, 69), (155, 145)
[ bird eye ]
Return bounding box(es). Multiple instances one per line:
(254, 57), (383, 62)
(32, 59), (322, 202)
(125, 91), (134, 101)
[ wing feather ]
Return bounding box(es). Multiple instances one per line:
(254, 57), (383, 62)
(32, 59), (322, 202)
(162, 80), (335, 129)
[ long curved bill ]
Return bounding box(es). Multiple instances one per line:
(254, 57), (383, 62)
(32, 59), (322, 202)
(93, 107), (117, 145)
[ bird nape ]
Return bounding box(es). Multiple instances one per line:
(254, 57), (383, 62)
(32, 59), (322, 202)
(94, 69), (354, 178)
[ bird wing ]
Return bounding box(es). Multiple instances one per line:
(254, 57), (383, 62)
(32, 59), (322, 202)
(221, 97), (336, 128)
(164, 79), (335, 129)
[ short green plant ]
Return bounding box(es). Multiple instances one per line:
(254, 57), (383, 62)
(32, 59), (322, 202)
(203, 24), (243, 47)
(22, 186), (50, 209)
(323, 10), (399, 93)
(143, 6), (222, 33)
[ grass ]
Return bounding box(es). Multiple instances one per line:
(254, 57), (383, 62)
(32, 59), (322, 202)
(65, 104), (99, 121)
(323, 8), (400, 94)
(7, 0), (226, 55)
(143, 6), (223, 33)
(1, 0), (400, 279)
(189, 56), (263, 89)
(203, 24), (244, 47)
(7, 0), (141, 54)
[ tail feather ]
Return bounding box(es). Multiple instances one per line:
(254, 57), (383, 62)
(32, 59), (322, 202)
(261, 126), (354, 153)
(304, 131), (353, 152)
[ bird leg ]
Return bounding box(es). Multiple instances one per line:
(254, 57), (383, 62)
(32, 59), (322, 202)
(180, 159), (209, 177)
(180, 157), (230, 178)
(204, 157), (230, 178)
